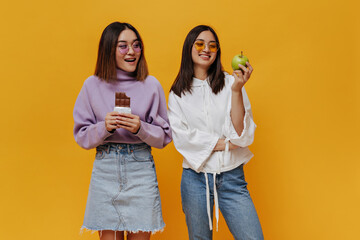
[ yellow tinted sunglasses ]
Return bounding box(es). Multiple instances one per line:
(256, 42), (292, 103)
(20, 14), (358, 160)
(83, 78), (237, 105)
(193, 40), (219, 53)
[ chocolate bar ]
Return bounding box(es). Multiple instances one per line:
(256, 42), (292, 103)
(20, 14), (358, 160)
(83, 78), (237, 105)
(115, 92), (130, 107)
(114, 92), (131, 114)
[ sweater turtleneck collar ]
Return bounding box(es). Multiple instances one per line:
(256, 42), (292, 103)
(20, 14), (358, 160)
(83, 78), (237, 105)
(116, 68), (137, 81)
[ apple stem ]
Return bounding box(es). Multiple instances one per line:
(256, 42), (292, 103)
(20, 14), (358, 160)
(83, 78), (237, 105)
(241, 51), (243, 57)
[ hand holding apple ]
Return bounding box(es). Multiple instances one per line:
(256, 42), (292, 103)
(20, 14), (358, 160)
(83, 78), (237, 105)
(231, 51), (253, 92)
(231, 51), (249, 71)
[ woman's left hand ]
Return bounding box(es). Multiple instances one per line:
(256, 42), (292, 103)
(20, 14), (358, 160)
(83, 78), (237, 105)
(117, 113), (141, 134)
(231, 62), (253, 92)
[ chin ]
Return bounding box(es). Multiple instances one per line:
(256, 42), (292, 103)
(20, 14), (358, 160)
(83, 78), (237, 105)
(197, 62), (213, 69)
(119, 66), (137, 73)
(127, 67), (137, 73)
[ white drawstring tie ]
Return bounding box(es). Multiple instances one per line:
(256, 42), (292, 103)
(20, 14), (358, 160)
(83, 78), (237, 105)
(213, 173), (219, 231)
(204, 139), (230, 231)
(204, 172), (220, 231)
(204, 173), (212, 230)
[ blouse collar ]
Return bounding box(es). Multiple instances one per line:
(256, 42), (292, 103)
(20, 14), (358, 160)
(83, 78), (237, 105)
(192, 76), (209, 86)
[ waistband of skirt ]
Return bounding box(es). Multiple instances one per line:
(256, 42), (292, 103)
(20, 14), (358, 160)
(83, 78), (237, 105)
(96, 142), (150, 153)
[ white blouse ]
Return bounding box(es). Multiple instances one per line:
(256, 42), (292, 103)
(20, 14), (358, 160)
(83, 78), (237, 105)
(168, 73), (257, 174)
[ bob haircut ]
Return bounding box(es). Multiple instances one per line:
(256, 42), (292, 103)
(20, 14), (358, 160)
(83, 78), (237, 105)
(94, 22), (148, 82)
(171, 25), (225, 97)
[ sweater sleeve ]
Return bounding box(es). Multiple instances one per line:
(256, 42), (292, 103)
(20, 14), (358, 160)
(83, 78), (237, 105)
(222, 86), (256, 147)
(134, 81), (172, 149)
(168, 92), (219, 172)
(73, 81), (113, 150)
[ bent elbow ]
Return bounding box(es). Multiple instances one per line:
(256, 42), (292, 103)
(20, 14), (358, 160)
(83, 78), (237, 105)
(75, 136), (95, 150)
(231, 135), (255, 148)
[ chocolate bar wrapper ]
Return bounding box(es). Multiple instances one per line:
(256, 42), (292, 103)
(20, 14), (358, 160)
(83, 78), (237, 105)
(114, 106), (131, 114)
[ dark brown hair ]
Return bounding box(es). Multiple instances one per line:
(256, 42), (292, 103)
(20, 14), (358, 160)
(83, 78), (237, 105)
(170, 25), (225, 97)
(94, 22), (148, 82)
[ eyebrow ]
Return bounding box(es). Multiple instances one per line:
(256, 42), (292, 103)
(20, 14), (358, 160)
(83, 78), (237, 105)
(195, 39), (216, 42)
(118, 39), (140, 43)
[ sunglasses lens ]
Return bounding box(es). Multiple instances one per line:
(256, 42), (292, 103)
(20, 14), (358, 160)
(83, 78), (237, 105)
(119, 45), (129, 54)
(132, 41), (142, 53)
(194, 41), (205, 51)
(194, 41), (218, 52)
(209, 43), (218, 52)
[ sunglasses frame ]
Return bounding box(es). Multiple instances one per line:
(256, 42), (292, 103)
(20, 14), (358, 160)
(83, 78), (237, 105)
(193, 40), (219, 53)
(117, 40), (142, 55)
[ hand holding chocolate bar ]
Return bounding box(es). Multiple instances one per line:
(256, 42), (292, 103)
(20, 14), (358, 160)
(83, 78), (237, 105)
(116, 113), (141, 134)
(104, 92), (132, 132)
(108, 92), (140, 133)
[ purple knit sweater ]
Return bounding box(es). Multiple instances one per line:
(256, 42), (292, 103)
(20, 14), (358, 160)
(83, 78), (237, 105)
(73, 69), (172, 150)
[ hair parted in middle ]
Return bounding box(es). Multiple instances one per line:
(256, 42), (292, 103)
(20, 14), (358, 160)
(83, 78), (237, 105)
(171, 25), (225, 97)
(94, 22), (148, 82)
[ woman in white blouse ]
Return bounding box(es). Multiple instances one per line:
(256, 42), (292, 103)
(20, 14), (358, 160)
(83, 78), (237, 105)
(168, 25), (263, 240)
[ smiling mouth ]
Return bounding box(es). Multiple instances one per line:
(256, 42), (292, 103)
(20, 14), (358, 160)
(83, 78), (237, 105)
(199, 54), (211, 59)
(125, 58), (136, 62)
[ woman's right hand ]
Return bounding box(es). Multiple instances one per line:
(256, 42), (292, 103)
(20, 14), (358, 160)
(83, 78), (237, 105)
(105, 112), (121, 132)
(213, 139), (240, 151)
(231, 62), (253, 93)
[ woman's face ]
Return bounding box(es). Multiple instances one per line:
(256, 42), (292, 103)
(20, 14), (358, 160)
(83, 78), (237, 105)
(191, 30), (217, 71)
(116, 29), (142, 72)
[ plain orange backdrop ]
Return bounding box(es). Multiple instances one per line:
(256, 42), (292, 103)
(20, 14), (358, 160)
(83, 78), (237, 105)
(0, 0), (359, 239)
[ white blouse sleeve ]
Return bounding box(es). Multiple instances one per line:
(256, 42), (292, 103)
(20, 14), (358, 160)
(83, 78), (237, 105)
(168, 92), (219, 172)
(223, 86), (257, 147)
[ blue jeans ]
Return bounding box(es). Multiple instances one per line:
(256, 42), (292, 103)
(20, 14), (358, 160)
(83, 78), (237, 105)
(181, 165), (263, 240)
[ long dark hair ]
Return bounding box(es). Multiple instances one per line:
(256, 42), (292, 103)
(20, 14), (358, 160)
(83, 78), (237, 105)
(171, 25), (225, 97)
(94, 22), (148, 82)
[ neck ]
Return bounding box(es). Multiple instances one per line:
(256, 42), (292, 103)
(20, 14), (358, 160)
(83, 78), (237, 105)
(193, 65), (208, 80)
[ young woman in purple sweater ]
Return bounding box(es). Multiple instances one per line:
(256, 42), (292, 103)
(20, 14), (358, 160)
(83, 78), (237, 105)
(73, 22), (172, 240)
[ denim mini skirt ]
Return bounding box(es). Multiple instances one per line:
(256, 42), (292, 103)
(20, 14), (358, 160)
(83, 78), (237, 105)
(81, 143), (165, 233)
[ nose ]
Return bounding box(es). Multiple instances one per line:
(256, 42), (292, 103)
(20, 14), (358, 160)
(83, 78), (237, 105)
(127, 45), (135, 55)
(203, 44), (210, 53)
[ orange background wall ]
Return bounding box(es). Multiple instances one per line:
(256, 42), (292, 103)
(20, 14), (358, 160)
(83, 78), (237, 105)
(0, 0), (359, 239)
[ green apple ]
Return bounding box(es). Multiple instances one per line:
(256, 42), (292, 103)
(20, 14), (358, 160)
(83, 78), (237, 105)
(231, 51), (249, 70)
